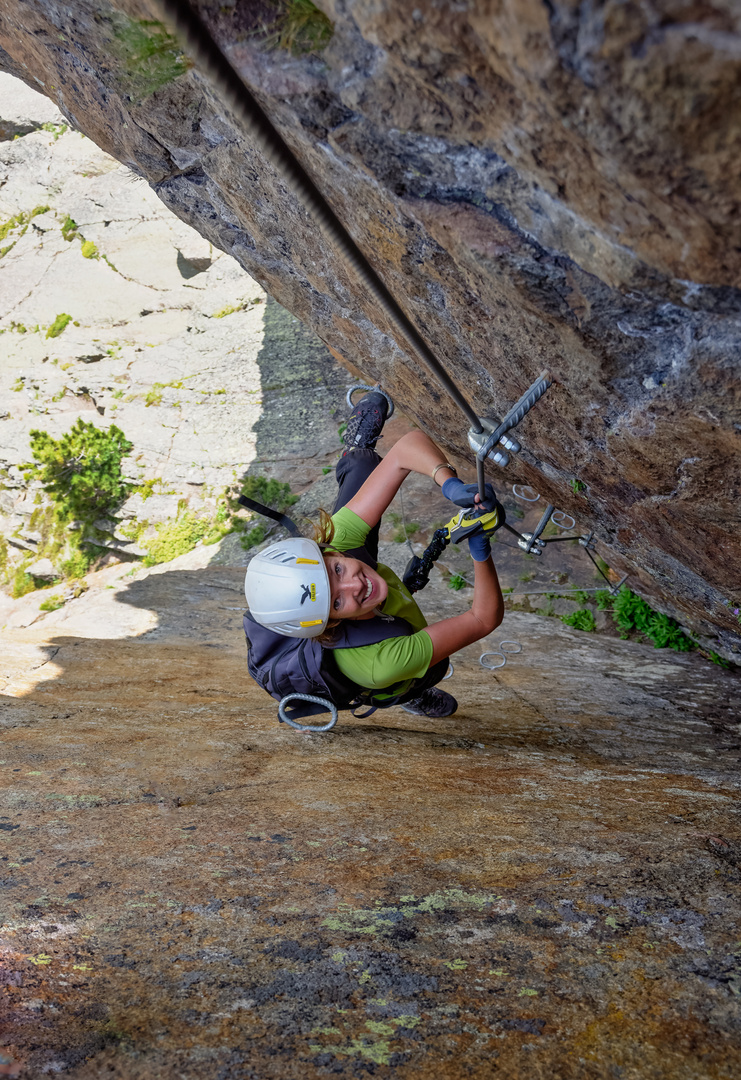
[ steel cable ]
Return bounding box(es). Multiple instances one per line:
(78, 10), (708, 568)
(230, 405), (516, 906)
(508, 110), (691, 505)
(155, 0), (483, 432)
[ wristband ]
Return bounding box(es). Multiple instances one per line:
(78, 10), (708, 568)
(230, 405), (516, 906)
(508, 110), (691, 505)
(432, 462), (457, 485)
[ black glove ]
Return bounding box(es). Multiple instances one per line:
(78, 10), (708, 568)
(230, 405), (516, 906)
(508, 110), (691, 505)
(441, 477), (497, 513)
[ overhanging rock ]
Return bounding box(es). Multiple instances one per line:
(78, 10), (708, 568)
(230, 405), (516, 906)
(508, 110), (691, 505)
(0, 0), (739, 658)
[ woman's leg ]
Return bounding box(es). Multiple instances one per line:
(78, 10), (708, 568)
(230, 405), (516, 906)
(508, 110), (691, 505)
(333, 448), (382, 559)
(332, 391), (391, 560)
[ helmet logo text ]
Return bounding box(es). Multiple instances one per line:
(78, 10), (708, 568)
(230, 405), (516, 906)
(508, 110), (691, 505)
(300, 583), (316, 604)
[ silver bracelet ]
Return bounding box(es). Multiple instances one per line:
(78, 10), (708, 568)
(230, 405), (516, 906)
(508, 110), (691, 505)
(431, 462), (457, 485)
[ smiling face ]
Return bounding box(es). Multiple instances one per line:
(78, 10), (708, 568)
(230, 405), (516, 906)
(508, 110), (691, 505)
(323, 554), (389, 620)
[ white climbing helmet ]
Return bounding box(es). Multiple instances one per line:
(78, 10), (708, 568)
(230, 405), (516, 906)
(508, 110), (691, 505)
(244, 538), (331, 639)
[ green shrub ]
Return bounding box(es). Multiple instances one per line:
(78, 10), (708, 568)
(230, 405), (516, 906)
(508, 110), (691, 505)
(23, 419), (133, 525)
(611, 587), (693, 651)
(39, 594), (65, 612)
(60, 548), (93, 579)
(226, 475), (299, 551)
(143, 511), (209, 566)
(239, 523), (267, 551)
(561, 608), (596, 633)
(203, 503), (234, 546)
(448, 574), (468, 591)
(594, 589), (613, 610)
(12, 569), (36, 598)
(231, 475), (298, 517)
(46, 313), (72, 339)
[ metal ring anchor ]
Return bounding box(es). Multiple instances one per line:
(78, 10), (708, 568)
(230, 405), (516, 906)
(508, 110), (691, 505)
(443, 662), (454, 681)
(551, 510), (576, 530)
(346, 384), (395, 419)
(277, 694), (338, 732)
(500, 641), (522, 654)
(479, 640), (522, 670)
(512, 484), (540, 502)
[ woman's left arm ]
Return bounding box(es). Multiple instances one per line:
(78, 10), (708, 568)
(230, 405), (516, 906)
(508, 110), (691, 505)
(345, 430), (457, 529)
(423, 554), (504, 665)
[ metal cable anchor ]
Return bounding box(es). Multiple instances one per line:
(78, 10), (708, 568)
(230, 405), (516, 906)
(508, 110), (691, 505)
(468, 371), (552, 501)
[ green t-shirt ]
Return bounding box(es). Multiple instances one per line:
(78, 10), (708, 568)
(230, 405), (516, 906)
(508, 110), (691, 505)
(329, 507), (434, 694)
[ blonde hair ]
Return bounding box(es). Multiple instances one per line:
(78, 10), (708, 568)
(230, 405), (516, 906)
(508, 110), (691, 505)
(312, 509), (341, 644)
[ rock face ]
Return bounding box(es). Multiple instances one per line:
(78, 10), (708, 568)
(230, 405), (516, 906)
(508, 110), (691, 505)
(0, 73), (356, 573)
(0, 0), (739, 658)
(1, 530), (740, 1078)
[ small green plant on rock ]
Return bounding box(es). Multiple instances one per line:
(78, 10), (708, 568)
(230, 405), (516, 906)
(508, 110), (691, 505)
(143, 511), (209, 566)
(448, 574), (468, 591)
(59, 548), (93, 579)
(230, 475), (298, 517)
(61, 215), (79, 241)
(227, 474), (298, 551)
(561, 608), (596, 633)
(569, 479), (586, 495)
(80, 240), (98, 260)
(46, 313), (72, 339)
(611, 587), (692, 651)
(265, 0), (334, 54)
(39, 594), (65, 612)
(111, 15), (191, 101)
(41, 122), (68, 141)
(213, 304), (244, 319)
(12, 568), (36, 599)
(0, 205), (50, 245)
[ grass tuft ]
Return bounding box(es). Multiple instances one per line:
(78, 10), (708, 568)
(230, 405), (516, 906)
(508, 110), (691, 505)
(46, 313), (73, 339)
(264, 0), (334, 54)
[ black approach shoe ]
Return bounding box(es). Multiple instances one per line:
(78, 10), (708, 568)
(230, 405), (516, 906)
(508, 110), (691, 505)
(342, 390), (391, 451)
(401, 687), (458, 718)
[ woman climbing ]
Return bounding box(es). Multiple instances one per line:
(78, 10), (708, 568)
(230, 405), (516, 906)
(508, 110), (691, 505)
(244, 390), (504, 718)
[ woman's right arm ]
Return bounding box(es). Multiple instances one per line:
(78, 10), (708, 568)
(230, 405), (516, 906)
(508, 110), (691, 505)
(423, 555), (504, 665)
(345, 430), (457, 530)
